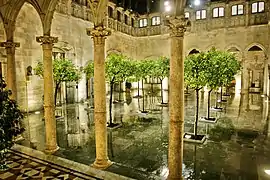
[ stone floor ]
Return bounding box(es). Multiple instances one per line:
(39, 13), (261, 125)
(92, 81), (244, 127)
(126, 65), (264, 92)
(18, 89), (270, 179)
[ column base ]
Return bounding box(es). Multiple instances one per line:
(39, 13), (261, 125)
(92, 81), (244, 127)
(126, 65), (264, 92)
(45, 145), (59, 154)
(167, 175), (184, 180)
(91, 159), (113, 170)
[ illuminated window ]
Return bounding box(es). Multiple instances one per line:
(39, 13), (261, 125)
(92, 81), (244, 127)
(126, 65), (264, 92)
(152, 16), (161, 25)
(185, 12), (190, 18)
(252, 1), (265, 13)
(196, 10), (206, 20)
(139, 19), (148, 27)
(213, 7), (224, 18)
(232, 4), (244, 15)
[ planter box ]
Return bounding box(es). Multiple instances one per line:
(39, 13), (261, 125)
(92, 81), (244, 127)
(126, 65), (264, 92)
(107, 123), (122, 130)
(200, 117), (217, 123)
(184, 133), (206, 144)
(211, 107), (223, 111)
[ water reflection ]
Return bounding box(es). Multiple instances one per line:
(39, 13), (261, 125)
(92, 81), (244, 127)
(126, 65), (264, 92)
(19, 91), (270, 179)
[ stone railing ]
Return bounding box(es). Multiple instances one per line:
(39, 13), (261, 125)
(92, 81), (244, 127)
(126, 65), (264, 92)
(56, 2), (269, 37)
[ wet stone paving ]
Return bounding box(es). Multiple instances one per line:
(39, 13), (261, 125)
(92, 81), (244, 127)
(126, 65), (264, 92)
(18, 89), (270, 179)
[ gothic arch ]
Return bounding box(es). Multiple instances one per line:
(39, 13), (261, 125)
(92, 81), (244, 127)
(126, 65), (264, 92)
(225, 44), (242, 52)
(245, 43), (266, 54)
(188, 49), (200, 55)
(107, 48), (122, 55)
(144, 55), (161, 59)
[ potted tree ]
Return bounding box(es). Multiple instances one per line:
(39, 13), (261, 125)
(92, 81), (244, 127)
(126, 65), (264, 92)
(184, 52), (209, 143)
(0, 77), (24, 170)
(34, 58), (81, 119)
(105, 53), (134, 128)
(152, 57), (170, 106)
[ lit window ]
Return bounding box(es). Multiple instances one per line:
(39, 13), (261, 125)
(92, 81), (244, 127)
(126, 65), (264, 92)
(232, 4), (244, 15)
(196, 10), (206, 20)
(139, 18), (148, 27)
(152, 16), (161, 25)
(213, 7), (224, 18)
(252, 1), (265, 13)
(185, 12), (190, 18)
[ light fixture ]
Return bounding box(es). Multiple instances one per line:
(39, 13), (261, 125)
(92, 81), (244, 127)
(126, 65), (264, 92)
(164, 1), (169, 6)
(265, 170), (270, 175)
(194, 0), (200, 6)
(165, 5), (171, 12)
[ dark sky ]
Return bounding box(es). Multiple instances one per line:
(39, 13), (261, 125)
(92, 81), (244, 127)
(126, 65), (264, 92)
(112, 0), (225, 14)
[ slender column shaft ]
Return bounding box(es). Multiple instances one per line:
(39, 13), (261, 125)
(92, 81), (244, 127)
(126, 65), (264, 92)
(36, 36), (59, 153)
(87, 27), (112, 169)
(167, 16), (186, 180)
(0, 41), (20, 100)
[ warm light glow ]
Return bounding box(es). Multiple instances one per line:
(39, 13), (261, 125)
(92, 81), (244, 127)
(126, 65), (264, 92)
(265, 170), (270, 175)
(194, 0), (200, 6)
(34, 111), (40, 114)
(164, 1), (169, 6)
(165, 5), (171, 12)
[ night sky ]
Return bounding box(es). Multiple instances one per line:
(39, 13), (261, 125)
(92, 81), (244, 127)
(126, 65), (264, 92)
(111, 0), (223, 14)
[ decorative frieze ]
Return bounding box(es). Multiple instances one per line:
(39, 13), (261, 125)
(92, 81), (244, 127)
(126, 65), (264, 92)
(36, 36), (58, 44)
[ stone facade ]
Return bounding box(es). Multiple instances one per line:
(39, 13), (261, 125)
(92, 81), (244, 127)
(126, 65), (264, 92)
(0, 0), (269, 111)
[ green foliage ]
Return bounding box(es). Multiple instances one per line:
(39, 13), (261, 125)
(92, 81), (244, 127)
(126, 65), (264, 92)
(184, 52), (209, 90)
(151, 57), (170, 80)
(0, 78), (24, 151)
(105, 53), (134, 83)
(34, 58), (81, 85)
(205, 48), (241, 90)
(84, 61), (94, 79)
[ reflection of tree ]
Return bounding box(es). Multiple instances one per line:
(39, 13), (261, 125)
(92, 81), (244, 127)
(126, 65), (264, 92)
(183, 142), (229, 180)
(208, 117), (235, 141)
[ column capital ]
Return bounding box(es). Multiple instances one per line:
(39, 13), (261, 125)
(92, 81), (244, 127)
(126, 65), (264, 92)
(86, 26), (111, 45)
(0, 41), (20, 49)
(36, 36), (58, 44)
(167, 16), (189, 37)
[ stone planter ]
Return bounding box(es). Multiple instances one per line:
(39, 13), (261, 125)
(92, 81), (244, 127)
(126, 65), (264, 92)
(183, 133), (206, 144)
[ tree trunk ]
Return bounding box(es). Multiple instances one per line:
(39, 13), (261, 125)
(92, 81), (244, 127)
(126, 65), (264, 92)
(118, 82), (121, 101)
(220, 87), (223, 101)
(160, 79), (164, 104)
(54, 82), (60, 106)
(109, 82), (114, 125)
(207, 89), (213, 119)
(137, 81), (140, 96)
(215, 90), (219, 108)
(142, 80), (144, 112)
(194, 89), (199, 136)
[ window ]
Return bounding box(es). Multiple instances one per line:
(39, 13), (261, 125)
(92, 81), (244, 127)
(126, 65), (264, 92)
(124, 15), (128, 24)
(185, 12), (190, 18)
(139, 18), (148, 27)
(231, 4), (244, 15)
(213, 7), (224, 18)
(252, 1), (265, 13)
(152, 16), (161, 25)
(196, 10), (206, 20)
(108, 7), (113, 18)
(131, 18), (134, 27)
(117, 11), (121, 21)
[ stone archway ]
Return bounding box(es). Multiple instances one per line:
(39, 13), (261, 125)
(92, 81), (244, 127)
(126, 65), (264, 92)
(188, 48), (200, 55)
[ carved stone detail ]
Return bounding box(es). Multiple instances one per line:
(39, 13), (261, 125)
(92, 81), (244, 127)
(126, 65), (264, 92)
(0, 41), (20, 48)
(86, 26), (111, 45)
(167, 16), (189, 37)
(36, 36), (58, 44)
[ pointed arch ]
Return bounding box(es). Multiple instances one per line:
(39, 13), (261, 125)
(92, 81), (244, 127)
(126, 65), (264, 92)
(245, 43), (266, 54)
(43, 0), (60, 35)
(225, 44), (242, 52)
(188, 49), (200, 55)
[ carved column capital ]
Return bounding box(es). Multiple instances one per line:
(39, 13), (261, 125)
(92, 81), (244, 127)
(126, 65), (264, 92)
(167, 16), (189, 37)
(86, 26), (111, 45)
(0, 41), (20, 54)
(36, 36), (58, 44)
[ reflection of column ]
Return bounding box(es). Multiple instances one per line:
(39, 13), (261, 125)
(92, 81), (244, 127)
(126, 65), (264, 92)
(263, 56), (269, 96)
(167, 16), (186, 180)
(0, 41), (20, 100)
(241, 54), (249, 94)
(87, 26), (112, 169)
(36, 36), (59, 153)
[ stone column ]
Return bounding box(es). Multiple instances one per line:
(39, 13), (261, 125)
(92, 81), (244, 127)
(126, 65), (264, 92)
(86, 26), (112, 169)
(0, 41), (20, 100)
(263, 56), (269, 96)
(241, 54), (250, 94)
(167, 16), (186, 180)
(36, 36), (59, 153)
